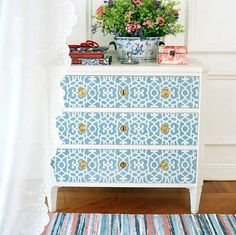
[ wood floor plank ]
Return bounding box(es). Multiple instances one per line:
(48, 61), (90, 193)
(55, 181), (236, 214)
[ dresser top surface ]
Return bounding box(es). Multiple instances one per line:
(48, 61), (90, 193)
(67, 59), (206, 75)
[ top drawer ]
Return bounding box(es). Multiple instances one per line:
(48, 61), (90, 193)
(61, 75), (200, 109)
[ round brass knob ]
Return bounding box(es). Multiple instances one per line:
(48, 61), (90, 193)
(77, 87), (87, 97)
(119, 88), (128, 97)
(160, 123), (170, 134)
(119, 124), (128, 133)
(78, 123), (87, 134)
(79, 160), (88, 170)
(159, 161), (169, 170)
(119, 161), (128, 169)
(161, 87), (171, 98)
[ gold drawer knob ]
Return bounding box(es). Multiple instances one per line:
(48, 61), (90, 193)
(79, 160), (88, 170)
(119, 88), (128, 97)
(78, 123), (87, 134)
(77, 87), (87, 97)
(160, 123), (170, 134)
(120, 124), (128, 133)
(161, 87), (171, 98)
(119, 161), (128, 169)
(159, 161), (169, 170)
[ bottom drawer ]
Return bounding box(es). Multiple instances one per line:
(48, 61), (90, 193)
(51, 149), (197, 184)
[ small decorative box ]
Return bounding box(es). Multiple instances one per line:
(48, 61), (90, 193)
(158, 46), (188, 65)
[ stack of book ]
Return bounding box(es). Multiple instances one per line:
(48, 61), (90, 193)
(69, 43), (112, 65)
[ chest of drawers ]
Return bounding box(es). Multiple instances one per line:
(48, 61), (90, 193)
(48, 63), (205, 213)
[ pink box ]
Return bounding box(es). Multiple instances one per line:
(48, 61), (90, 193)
(158, 46), (188, 65)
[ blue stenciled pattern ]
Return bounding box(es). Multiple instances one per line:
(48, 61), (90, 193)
(56, 112), (198, 146)
(61, 75), (200, 108)
(80, 57), (111, 65)
(51, 149), (197, 184)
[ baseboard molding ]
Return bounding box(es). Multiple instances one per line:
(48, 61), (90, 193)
(204, 163), (236, 180)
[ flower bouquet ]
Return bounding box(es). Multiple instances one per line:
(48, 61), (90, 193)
(93, 0), (184, 62)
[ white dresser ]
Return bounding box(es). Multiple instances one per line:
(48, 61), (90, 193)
(48, 61), (205, 213)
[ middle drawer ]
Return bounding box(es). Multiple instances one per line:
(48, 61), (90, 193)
(57, 112), (198, 146)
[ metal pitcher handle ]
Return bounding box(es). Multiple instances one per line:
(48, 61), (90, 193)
(109, 41), (117, 50)
(159, 41), (165, 46)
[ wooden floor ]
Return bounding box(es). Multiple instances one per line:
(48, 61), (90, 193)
(56, 181), (236, 214)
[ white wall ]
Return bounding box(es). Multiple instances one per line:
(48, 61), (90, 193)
(68, 0), (236, 180)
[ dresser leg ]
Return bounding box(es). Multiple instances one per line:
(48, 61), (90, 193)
(189, 187), (202, 214)
(47, 186), (58, 212)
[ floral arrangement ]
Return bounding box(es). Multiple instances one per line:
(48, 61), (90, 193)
(93, 0), (184, 38)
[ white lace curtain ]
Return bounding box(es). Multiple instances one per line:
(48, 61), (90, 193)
(0, 0), (76, 234)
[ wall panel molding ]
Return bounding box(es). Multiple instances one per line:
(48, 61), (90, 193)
(207, 73), (236, 80)
(204, 163), (236, 180)
(188, 0), (236, 52)
(87, 0), (93, 40)
(203, 143), (236, 180)
(189, 52), (236, 75)
(205, 137), (236, 146)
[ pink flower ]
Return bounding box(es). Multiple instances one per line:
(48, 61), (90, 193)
(172, 9), (179, 18)
(133, 0), (142, 6)
(125, 23), (141, 33)
(156, 16), (165, 25)
(125, 11), (134, 19)
(143, 19), (153, 28)
(126, 23), (136, 33)
(96, 6), (104, 16)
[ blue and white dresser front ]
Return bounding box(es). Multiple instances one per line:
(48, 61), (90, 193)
(48, 63), (205, 213)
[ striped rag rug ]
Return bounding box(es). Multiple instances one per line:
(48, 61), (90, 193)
(43, 213), (236, 235)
